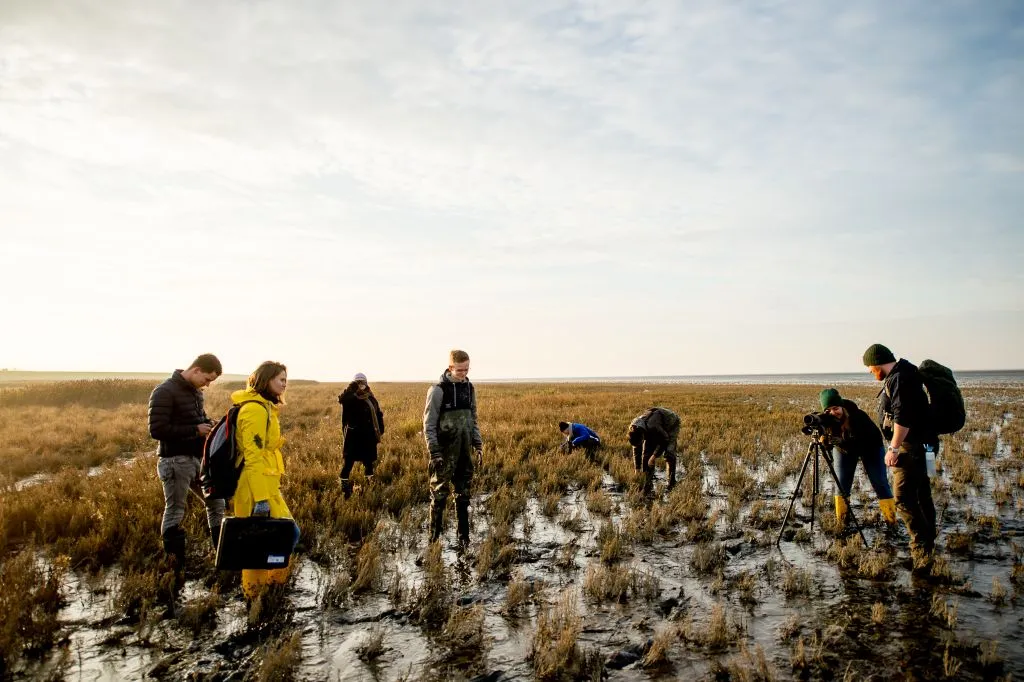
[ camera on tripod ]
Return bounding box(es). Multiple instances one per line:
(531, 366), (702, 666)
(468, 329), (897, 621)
(801, 411), (839, 439)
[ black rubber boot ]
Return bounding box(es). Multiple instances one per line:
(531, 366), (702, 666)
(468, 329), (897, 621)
(456, 498), (470, 548)
(429, 504), (445, 543)
(162, 526), (187, 585)
(341, 478), (353, 500)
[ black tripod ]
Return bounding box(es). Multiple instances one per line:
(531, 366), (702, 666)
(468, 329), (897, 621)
(775, 434), (867, 548)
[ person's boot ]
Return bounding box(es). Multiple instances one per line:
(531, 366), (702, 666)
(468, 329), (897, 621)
(878, 498), (897, 526)
(666, 459), (677, 492)
(162, 526), (187, 587)
(833, 496), (849, 528)
(340, 478), (353, 500)
(456, 499), (470, 549)
(429, 504), (445, 543)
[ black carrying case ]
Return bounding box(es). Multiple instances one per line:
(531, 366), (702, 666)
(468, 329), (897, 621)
(215, 517), (297, 570)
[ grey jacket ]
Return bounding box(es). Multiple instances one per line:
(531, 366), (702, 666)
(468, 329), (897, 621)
(423, 370), (483, 457)
(632, 407), (680, 443)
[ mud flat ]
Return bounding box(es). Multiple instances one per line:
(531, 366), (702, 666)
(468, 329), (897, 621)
(1, 380), (1021, 680)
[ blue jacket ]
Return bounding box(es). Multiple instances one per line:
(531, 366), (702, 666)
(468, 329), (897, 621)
(568, 423), (600, 446)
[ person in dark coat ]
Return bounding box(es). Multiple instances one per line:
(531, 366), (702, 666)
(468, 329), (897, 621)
(864, 344), (938, 569)
(339, 372), (384, 499)
(628, 407), (680, 493)
(148, 353), (224, 575)
(818, 388), (896, 528)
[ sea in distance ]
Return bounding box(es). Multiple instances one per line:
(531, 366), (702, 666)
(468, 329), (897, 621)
(488, 370), (1024, 387)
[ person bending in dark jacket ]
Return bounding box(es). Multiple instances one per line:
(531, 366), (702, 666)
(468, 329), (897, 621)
(818, 388), (896, 528)
(864, 344), (938, 568)
(628, 407), (680, 493)
(148, 353), (225, 573)
(338, 372), (385, 499)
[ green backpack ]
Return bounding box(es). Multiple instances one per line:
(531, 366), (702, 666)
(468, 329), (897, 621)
(918, 359), (966, 435)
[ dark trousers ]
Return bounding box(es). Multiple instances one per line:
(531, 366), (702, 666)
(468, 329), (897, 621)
(634, 444), (677, 491)
(892, 445), (936, 554)
(340, 457), (375, 479)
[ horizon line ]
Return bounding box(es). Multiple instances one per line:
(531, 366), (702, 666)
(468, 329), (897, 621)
(3, 367), (1023, 384)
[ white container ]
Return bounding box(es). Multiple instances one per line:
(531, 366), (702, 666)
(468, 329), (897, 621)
(924, 444), (937, 478)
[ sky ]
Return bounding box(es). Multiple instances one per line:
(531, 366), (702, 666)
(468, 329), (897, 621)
(1, 0), (1022, 381)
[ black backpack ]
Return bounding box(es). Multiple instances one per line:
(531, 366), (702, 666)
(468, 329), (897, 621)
(918, 359), (966, 435)
(200, 400), (269, 499)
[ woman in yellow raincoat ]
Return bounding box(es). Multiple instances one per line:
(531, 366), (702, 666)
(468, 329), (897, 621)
(233, 360), (299, 598)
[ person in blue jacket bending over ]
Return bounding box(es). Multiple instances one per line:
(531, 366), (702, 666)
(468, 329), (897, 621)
(559, 421), (601, 458)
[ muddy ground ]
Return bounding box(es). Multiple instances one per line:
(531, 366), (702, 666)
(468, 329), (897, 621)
(5, 383), (1023, 682)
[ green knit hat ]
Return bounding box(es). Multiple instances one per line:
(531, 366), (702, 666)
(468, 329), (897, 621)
(862, 343), (896, 366)
(819, 388), (843, 410)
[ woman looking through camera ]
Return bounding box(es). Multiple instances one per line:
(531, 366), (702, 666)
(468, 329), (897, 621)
(819, 388), (897, 528)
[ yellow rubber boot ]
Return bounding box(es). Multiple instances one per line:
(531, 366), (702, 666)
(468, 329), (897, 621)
(834, 496), (849, 527)
(242, 566), (291, 600)
(878, 498), (897, 526)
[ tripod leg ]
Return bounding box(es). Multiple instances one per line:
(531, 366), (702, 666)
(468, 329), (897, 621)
(775, 442), (815, 546)
(822, 445), (868, 548)
(811, 445), (819, 534)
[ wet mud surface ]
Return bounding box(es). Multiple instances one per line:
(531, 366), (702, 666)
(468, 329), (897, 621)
(21, 466), (1024, 681)
(4, 383), (1023, 681)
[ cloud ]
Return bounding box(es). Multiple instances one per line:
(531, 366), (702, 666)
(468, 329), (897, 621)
(1, 0), (1022, 376)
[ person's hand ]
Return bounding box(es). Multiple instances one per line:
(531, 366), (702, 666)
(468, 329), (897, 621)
(646, 454), (657, 468)
(252, 500), (271, 517)
(197, 423), (213, 437)
(430, 454), (444, 471)
(885, 447), (899, 467)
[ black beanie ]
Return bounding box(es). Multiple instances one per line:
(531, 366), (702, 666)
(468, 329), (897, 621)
(558, 421), (570, 431)
(862, 343), (896, 366)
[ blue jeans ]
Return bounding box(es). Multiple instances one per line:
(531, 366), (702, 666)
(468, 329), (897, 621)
(833, 445), (893, 500)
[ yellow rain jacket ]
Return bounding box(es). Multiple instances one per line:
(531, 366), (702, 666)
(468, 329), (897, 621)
(231, 388), (293, 596)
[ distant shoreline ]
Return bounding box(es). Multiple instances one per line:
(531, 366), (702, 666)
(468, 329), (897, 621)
(479, 370), (1024, 387)
(3, 369), (1022, 387)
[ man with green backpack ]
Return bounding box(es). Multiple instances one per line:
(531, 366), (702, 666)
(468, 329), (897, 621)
(863, 343), (966, 571)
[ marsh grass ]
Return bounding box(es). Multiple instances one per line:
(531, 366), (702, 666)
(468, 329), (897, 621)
(356, 625), (387, 662)
(681, 602), (745, 649)
(257, 631), (302, 682)
(3, 380), (1022, 679)
(505, 570), (545, 616)
(177, 592), (221, 635)
(437, 604), (488, 674)
(720, 642), (777, 681)
(351, 536), (383, 593)
(0, 551), (68, 668)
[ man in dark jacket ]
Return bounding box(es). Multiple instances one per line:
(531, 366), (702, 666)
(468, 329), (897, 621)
(423, 349), (482, 549)
(148, 353), (224, 571)
(339, 372), (385, 499)
(628, 407), (680, 493)
(819, 388), (896, 527)
(864, 344), (938, 566)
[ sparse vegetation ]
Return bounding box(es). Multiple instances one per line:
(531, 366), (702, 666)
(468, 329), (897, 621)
(1, 379), (1021, 680)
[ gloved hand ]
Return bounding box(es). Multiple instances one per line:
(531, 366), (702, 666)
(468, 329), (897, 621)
(252, 500), (271, 517)
(429, 454), (444, 471)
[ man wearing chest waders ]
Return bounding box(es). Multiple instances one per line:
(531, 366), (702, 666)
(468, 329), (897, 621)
(423, 349), (483, 551)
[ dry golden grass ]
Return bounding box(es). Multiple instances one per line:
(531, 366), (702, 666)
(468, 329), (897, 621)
(1, 379), (1022, 677)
